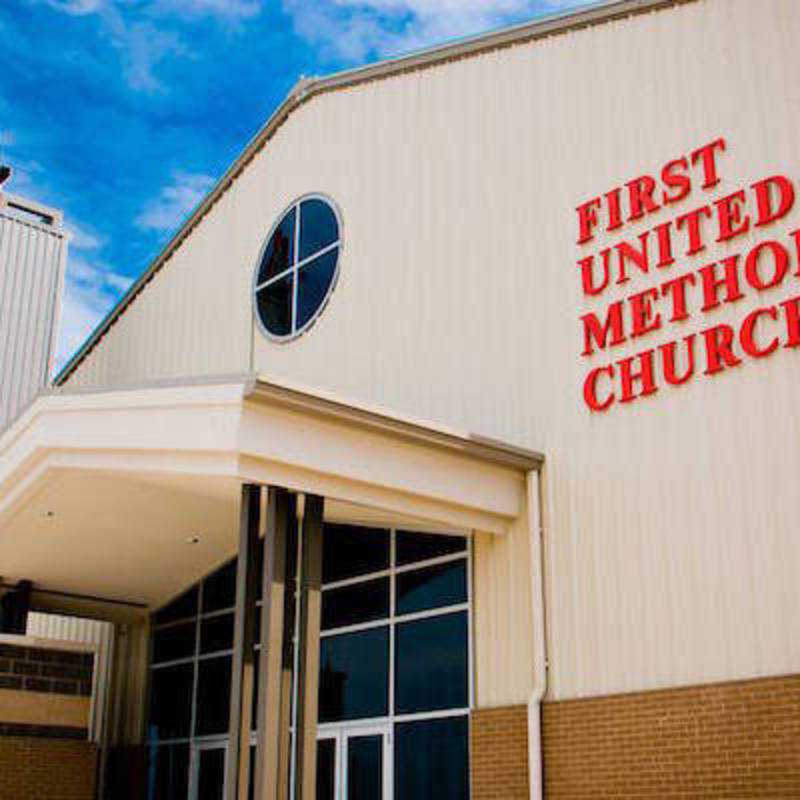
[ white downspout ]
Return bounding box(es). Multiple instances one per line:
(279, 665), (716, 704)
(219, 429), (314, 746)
(526, 470), (547, 800)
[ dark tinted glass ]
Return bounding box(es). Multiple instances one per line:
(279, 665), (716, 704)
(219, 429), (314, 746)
(395, 612), (468, 714)
(317, 738), (336, 800)
(149, 743), (189, 800)
(257, 274), (293, 337)
(202, 559), (237, 613)
(394, 717), (469, 800)
(197, 747), (226, 800)
(195, 656), (232, 735)
(396, 532), (466, 566)
(248, 745), (257, 800)
(319, 627), (389, 722)
(296, 249), (338, 330)
(200, 613), (234, 654)
(148, 663), (193, 740)
(152, 621), (196, 664)
(322, 525), (390, 584)
(154, 586), (198, 625)
(396, 561), (467, 616)
(299, 199), (338, 261)
(258, 207), (295, 284)
(322, 578), (389, 631)
(348, 735), (383, 800)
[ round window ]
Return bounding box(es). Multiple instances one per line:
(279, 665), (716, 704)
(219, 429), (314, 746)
(253, 195), (342, 340)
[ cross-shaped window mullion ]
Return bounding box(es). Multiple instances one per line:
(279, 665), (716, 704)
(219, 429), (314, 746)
(291, 202), (301, 334)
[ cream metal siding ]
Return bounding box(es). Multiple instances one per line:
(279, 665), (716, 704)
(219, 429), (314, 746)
(0, 198), (66, 429)
(66, 183), (252, 387)
(61, 0), (800, 703)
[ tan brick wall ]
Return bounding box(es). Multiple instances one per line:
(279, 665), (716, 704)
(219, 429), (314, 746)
(471, 705), (530, 799)
(0, 737), (97, 800)
(542, 673), (800, 799)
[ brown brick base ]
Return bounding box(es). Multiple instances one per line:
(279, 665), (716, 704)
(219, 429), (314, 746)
(471, 705), (530, 799)
(471, 675), (800, 799)
(0, 736), (97, 800)
(542, 673), (800, 799)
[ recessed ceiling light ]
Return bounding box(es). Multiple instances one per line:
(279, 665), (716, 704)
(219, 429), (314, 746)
(185, 535), (201, 545)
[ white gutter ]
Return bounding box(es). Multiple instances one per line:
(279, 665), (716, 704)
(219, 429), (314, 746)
(526, 470), (547, 800)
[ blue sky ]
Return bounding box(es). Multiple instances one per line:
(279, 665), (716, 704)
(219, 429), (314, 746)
(1, 0), (582, 372)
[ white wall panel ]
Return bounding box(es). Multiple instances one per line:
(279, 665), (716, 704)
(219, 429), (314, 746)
(63, 0), (800, 701)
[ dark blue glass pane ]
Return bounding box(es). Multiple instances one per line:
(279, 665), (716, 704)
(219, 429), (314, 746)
(148, 743), (189, 800)
(396, 532), (466, 566)
(197, 747), (225, 800)
(154, 586), (198, 625)
(299, 199), (338, 261)
(195, 656), (232, 735)
(317, 739), (336, 800)
(202, 559), (237, 613)
(257, 274), (293, 337)
(148, 663), (193, 740)
(395, 612), (468, 714)
(394, 717), (469, 800)
(322, 577), (389, 631)
(322, 525), (390, 584)
(296, 249), (338, 331)
(258, 207), (295, 284)
(396, 561), (467, 616)
(200, 613), (234, 654)
(152, 621), (196, 664)
(348, 735), (383, 800)
(319, 627), (389, 722)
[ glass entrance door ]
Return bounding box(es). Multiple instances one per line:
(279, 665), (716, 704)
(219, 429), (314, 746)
(317, 725), (391, 800)
(190, 742), (227, 800)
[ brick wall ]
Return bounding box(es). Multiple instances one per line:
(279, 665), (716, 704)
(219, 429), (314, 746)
(0, 736), (97, 800)
(542, 673), (800, 799)
(0, 643), (93, 697)
(471, 705), (530, 799)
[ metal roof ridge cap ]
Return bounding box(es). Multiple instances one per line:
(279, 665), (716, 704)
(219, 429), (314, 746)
(308, 0), (689, 91)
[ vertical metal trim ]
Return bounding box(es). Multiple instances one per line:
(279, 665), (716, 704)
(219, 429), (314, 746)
(294, 493), (324, 800)
(255, 487), (290, 800)
(226, 484), (262, 800)
(277, 494), (298, 800)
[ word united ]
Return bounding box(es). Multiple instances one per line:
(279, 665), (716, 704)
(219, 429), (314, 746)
(576, 137), (800, 412)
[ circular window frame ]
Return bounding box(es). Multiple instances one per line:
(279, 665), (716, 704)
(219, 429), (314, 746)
(252, 192), (344, 343)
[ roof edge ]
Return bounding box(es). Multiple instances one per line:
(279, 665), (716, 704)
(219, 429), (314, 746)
(54, 0), (694, 386)
(248, 377), (544, 472)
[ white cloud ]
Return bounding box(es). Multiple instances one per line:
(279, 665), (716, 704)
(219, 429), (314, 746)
(66, 221), (104, 251)
(0, 130), (14, 149)
(283, 0), (585, 61)
(54, 256), (133, 373)
(135, 170), (215, 232)
(44, 0), (262, 91)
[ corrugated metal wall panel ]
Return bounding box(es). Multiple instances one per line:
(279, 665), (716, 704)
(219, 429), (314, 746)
(60, 0), (800, 702)
(0, 207), (65, 430)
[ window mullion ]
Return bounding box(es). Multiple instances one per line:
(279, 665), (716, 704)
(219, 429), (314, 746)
(291, 202), (301, 333)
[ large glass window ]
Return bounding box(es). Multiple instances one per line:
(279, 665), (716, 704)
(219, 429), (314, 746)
(147, 556), (238, 798)
(318, 526), (471, 799)
(253, 196), (341, 341)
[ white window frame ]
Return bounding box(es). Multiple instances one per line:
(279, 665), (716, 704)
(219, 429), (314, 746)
(252, 193), (343, 342)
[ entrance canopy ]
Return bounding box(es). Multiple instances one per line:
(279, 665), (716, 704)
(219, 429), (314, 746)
(0, 375), (542, 609)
